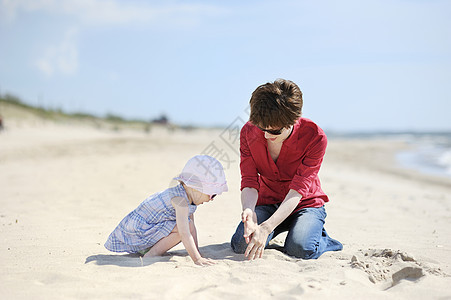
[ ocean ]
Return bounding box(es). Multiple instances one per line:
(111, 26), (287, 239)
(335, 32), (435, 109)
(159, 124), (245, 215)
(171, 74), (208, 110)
(396, 132), (451, 179)
(329, 131), (451, 179)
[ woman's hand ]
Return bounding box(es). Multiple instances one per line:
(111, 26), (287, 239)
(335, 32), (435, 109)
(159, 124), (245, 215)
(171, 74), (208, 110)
(244, 223), (271, 260)
(242, 208), (269, 260)
(242, 208), (258, 243)
(194, 257), (216, 266)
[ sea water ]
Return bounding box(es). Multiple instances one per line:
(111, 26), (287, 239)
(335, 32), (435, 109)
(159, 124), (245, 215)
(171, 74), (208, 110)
(329, 131), (451, 179)
(396, 132), (451, 178)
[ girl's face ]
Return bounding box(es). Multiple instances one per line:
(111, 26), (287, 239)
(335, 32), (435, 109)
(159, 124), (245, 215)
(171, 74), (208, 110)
(190, 189), (215, 205)
(263, 126), (292, 143)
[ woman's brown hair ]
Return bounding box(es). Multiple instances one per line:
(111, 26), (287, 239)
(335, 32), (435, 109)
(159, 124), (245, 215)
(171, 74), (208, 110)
(249, 79), (303, 129)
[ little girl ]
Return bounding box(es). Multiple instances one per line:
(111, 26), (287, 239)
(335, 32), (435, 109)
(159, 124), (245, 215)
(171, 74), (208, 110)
(105, 155), (228, 266)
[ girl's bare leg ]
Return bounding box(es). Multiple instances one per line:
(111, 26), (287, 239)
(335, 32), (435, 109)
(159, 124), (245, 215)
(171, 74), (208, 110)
(144, 220), (198, 257)
(144, 226), (181, 257)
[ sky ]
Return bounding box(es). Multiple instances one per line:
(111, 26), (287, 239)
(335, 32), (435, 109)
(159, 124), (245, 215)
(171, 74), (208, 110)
(0, 0), (450, 132)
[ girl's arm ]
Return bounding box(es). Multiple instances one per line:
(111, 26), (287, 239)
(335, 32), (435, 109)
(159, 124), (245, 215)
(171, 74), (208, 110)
(190, 213), (199, 250)
(171, 197), (214, 266)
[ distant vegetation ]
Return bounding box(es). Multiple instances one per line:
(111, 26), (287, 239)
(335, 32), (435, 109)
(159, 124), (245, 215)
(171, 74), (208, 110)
(0, 93), (175, 132)
(0, 93), (69, 119)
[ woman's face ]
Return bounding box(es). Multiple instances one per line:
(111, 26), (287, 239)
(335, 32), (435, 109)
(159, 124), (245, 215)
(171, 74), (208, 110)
(262, 126), (292, 143)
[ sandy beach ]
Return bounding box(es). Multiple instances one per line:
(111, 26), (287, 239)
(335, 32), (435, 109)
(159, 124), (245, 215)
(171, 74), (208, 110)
(1, 118), (450, 299)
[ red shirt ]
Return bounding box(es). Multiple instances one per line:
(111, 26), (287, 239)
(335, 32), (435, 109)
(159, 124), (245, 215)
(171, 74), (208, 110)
(240, 118), (329, 212)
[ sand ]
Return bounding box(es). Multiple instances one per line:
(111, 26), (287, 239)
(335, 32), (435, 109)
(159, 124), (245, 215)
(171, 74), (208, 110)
(1, 120), (450, 299)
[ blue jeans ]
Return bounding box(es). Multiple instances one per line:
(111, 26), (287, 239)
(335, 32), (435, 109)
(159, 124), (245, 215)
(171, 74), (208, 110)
(231, 205), (343, 259)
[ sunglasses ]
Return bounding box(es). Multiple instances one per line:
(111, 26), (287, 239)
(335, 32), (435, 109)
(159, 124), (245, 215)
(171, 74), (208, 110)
(209, 194), (217, 200)
(257, 126), (284, 135)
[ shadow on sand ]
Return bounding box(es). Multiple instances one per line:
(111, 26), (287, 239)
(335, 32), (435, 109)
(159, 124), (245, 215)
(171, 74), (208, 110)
(85, 242), (243, 267)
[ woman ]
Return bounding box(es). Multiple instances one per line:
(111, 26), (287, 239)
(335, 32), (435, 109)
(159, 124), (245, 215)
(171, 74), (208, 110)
(231, 79), (342, 260)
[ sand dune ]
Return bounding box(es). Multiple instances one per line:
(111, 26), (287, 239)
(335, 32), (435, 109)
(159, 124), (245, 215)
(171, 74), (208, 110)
(1, 122), (450, 299)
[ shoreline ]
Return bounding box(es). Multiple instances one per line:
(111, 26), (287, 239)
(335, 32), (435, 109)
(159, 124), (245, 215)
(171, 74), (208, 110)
(326, 136), (451, 189)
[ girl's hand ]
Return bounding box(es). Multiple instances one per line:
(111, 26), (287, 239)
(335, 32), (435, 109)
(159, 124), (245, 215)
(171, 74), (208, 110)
(194, 257), (216, 266)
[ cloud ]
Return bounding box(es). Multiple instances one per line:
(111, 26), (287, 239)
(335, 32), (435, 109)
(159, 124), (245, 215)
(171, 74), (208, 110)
(0, 0), (227, 26)
(1, 0), (226, 77)
(35, 28), (79, 76)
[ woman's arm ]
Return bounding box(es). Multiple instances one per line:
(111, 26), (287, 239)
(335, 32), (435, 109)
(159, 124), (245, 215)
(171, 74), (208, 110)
(260, 189), (301, 234)
(241, 187), (258, 211)
(241, 187), (259, 243)
(289, 133), (327, 198)
(240, 124), (260, 191)
(244, 189), (302, 260)
(239, 124), (261, 243)
(171, 197), (214, 266)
